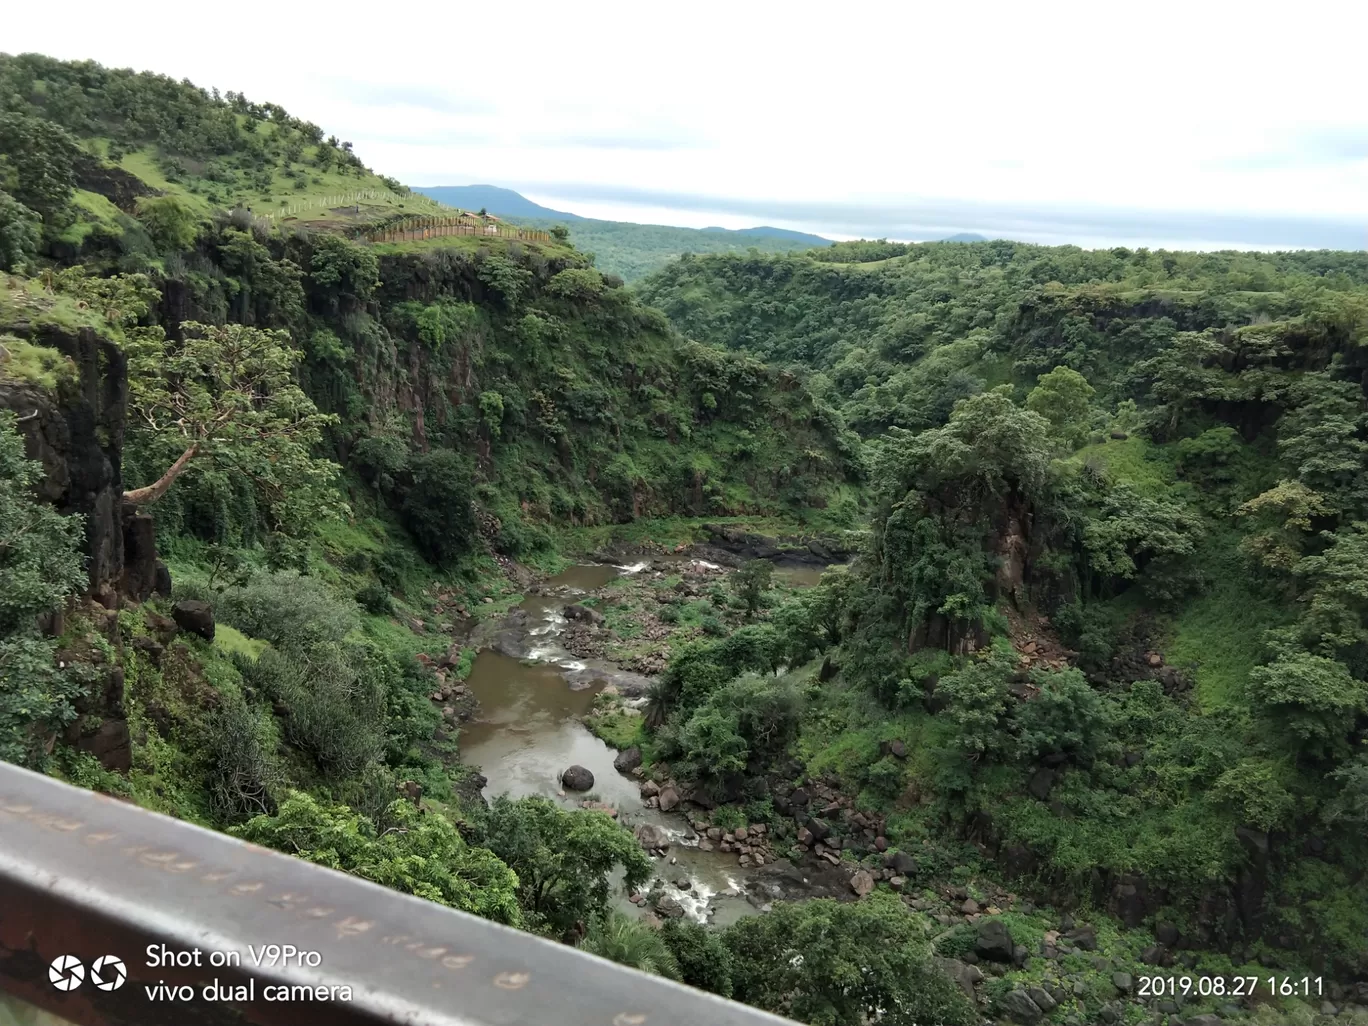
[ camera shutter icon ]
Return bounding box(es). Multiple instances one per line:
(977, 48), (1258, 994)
(48, 955), (85, 992)
(91, 955), (128, 991)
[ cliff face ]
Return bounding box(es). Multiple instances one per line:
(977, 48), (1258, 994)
(0, 323), (128, 603)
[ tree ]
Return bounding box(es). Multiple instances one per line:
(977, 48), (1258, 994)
(1246, 652), (1368, 761)
(0, 414), (90, 767)
(134, 196), (201, 251)
(119, 321), (341, 530)
(722, 895), (975, 1026)
(480, 795), (652, 938)
(400, 449), (479, 564)
(233, 792), (522, 925)
(660, 918), (733, 996)
(0, 189), (41, 272)
(580, 912), (680, 980)
(730, 559), (773, 619)
(1026, 365), (1095, 447)
(0, 112), (82, 227)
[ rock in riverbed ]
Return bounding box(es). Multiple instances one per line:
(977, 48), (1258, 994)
(561, 765), (594, 791)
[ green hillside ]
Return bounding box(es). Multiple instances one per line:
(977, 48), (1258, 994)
(638, 241), (1368, 978)
(5, 50), (1368, 1026)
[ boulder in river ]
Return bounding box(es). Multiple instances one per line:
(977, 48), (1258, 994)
(561, 765), (595, 791)
(564, 603), (605, 625)
(654, 893), (686, 919)
(635, 823), (671, 853)
(657, 786), (680, 812)
(614, 746), (643, 773)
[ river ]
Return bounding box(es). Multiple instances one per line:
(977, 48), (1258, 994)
(458, 562), (757, 925)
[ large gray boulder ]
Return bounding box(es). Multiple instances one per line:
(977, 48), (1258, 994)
(996, 989), (1043, 1024)
(561, 765), (595, 791)
(975, 919), (1016, 963)
(634, 823), (671, 853)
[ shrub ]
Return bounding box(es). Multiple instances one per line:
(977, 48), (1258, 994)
(206, 694), (279, 823)
(240, 644), (385, 779)
(660, 919), (732, 995)
(355, 581), (393, 615)
(581, 912), (679, 979)
(215, 571), (360, 651)
(401, 450), (479, 564)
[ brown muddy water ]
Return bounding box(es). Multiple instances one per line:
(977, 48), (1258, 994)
(457, 563), (760, 925)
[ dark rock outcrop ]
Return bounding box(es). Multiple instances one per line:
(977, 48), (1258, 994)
(1, 324), (128, 601)
(976, 919), (1016, 962)
(73, 154), (161, 212)
(613, 746), (642, 773)
(172, 600), (215, 640)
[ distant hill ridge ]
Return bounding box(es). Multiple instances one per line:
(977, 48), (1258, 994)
(412, 186), (996, 280)
(414, 185), (830, 244)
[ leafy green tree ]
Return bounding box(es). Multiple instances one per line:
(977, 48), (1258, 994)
(0, 189), (41, 271)
(1026, 365), (1095, 447)
(0, 112), (82, 227)
(660, 918), (734, 996)
(1014, 666), (1114, 764)
(867, 387), (1054, 649)
(480, 796), (652, 938)
(233, 792), (522, 925)
(1081, 483), (1204, 602)
(580, 912), (680, 979)
(1236, 480), (1336, 574)
(1246, 652), (1368, 761)
(0, 414), (90, 767)
(134, 195), (201, 251)
(730, 559), (773, 619)
(546, 267), (605, 301)
(475, 253), (533, 308)
(119, 320), (342, 532)
(937, 650), (1015, 760)
(1292, 523), (1368, 659)
(400, 449), (479, 564)
(1277, 373), (1368, 508)
(722, 895), (975, 1026)
(308, 234), (380, 306)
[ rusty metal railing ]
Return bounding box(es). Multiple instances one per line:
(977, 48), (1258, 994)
(0, 762), (796, 1026)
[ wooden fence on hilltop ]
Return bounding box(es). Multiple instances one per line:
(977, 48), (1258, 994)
(362, 216), (552, 244)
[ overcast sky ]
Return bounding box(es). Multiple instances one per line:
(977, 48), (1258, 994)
(9, 0), (1368, 248)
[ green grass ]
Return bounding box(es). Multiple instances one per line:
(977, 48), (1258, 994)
(585, 705), (648, 752)
(1165, 534), (1285, 712)
(0, 274), (114, 337)
(1071, 435), (1177, 497)
(110, 143), (454, 230)
(0, 334), (78, 388)
(213, 624), (268, 661)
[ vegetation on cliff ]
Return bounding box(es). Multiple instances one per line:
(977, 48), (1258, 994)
(5, 50), (1368, 1026)
(635, 243), (1368, 986)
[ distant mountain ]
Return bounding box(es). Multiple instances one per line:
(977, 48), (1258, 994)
(414, 185), (585, 220)
(939, 232), (989, 242)
(413, 185), (832, 282)
(701, 225), (830, 246)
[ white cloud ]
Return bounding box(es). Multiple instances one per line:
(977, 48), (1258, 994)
(8, 0), (1368, 240)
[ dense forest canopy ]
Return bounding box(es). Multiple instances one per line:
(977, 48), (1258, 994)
(3, 51), (1368, 1026)
(639, 240), (1368, 978)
